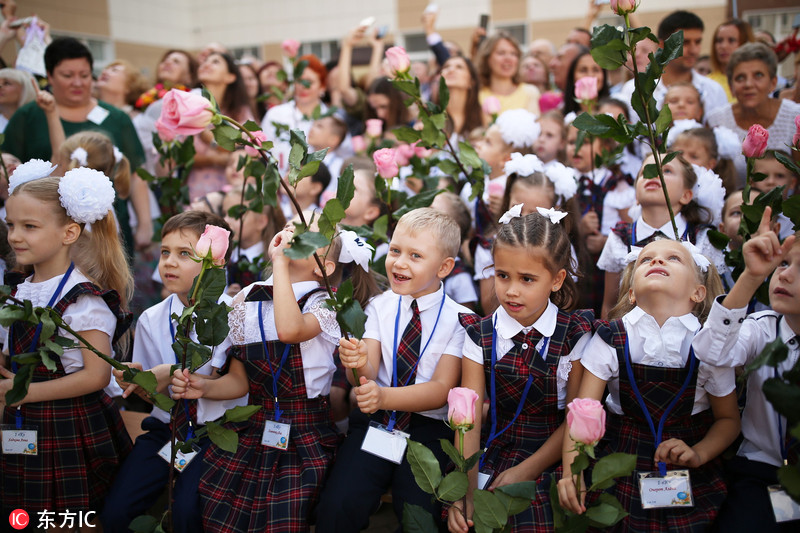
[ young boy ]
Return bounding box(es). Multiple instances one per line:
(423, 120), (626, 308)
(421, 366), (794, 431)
(315, 208), (469, 532)
(100, 211), (247, 533)
(308, 114), (348, 190)
(694, 210), (800, 531)
(290, 161), (332, 214)
(753, 151), (798, 240)
(341, 156), (383, 228)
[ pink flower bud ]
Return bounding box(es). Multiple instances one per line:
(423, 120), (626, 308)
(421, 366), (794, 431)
(566, 398), (606, 446)
(373, 148), (400, 179)
(447, 387), (478, 431)
(195, 224), (231, 264)
(351, 135), (367, 153)
(365, 119), (384, 138)
(156, 89), (214, 138)
(385, 46), (411, 76)
(742, 124), (769, 158)
(574, 76), (599, 102)
(281, 39), (301, 58)
(412, 142), (434, 159)
(610, 0), (639, 16)
(487, 181), (505, 197)
(395, 143), (415, 167)
(794, 115), (800, 149)
(244, 130), (269, 157)
(482, 96), (501, 116)
(538, 91), (564, 113)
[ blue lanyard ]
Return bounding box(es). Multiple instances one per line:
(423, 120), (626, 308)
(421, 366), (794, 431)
(258, 300), (291, 422)
(8, 263), (75, 428)
(624, 336), (697, 476)
(386, 292), (446, 431)
(168, 295), (196, 440)
(480, 314), (549, 470)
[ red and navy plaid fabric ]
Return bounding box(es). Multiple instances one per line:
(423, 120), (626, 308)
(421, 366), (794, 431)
(380, 299), (421, 431)
(1, 283), (132, 512)
(459, 308), (593, 532)
(591, 319), (727, 532)
(199, 288), (339, 533)
(226, 257), (261, 288)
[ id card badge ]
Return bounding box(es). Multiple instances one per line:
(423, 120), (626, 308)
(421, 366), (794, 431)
(1, 425), (38, 455)
(768, 485), (800, 523)
(638, 470), (694, 509)
(477, 468), (495, 490)
(261, 419), (292, 450)
(361, 421), (410, 464)
(158, 440), (200, 472)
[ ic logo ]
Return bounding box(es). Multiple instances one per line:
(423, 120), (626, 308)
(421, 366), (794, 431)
(9, 509), (29, 530)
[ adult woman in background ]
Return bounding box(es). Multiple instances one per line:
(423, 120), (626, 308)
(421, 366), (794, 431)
(239, 61), (265, 122)
(563, 50), (609, 115)
(439, 55), (483, 140)
(257, 61), (287, 111)
(709, 19), (754, 102)
(187, 51), (252, 201)
(476, 31), (540, 117)
(0, 68), (35, 132)
(520, 52), (551, 94)
(96, 59), (149, 117)
(707, 43), (800, 180)
(135, 49), (198, 111)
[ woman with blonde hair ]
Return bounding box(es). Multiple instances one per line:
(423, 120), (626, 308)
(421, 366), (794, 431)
(476, 31), (541, 117)
(709, 19), (755, 102)
(0, 68), (36, 132)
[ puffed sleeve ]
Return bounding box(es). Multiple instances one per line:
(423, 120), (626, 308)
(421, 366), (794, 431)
(62, 294), (117, 339)
(305, 292), (341, 346)
(580, 330), (619, 381)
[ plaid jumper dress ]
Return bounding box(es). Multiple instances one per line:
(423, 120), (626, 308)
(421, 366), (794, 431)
(594, 319), (726, 532)
(460, 308), (593, 532)
(1, 283), (132, 512)
(198, 286), (339, 533)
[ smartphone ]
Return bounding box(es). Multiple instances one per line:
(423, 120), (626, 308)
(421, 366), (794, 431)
(479, 14), (489, 31)
(376, 25), (388, 39)
(8, 17), (33, 29)
(359, 16), (375, 29)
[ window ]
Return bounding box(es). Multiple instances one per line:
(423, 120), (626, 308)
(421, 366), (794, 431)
(299, 40), (340, 63)
(495, 23), (526, 46)
(51, 32), (114, 75)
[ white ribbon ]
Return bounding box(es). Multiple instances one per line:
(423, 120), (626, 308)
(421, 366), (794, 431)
(536, 206), (568, 224)
(498, 203), (523, 224)
(623, 241), (709, 272)
(112, 146), (123, 164)
(338, 230), (373, 272)
(625, 245), (643, 266)
(70, 147), (88, 166)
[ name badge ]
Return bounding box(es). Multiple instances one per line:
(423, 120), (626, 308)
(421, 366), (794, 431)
(158, 440), (199, 472)
(477, 469), (494, 490)
(261, 419), (291, 450)
(361, 421), (409, 464)
(86, 105), (110, 125)
(769, 485), (800, 523)
(638, 470), (694, 509)
(1, 425), (37, 455)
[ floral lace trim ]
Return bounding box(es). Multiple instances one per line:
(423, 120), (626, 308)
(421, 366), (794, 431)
(228, 292), (248, 345)
(300, 297), (341, 350)
(557, 359), (572, 392)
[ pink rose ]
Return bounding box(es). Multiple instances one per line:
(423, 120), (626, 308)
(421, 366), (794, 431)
(385, 46), (411, 76)
(320, 190), (335, 208)
(539, 91), (563, 113)
(244, 130), (269, 157)
(195, 224), (231, 264)
(447, 387), (479, 431)
(566, 398), (606, 446)
(281, 39), (301, 58)
(373, 148), (399, 179)
(610, 0), (638, 16)
(156, 89), (214, 138)
(395, 143), (415, 167)
(365, 119), (383, 138)
(794, 115), (800, 149)
(412, 142), (434, 159)
(482, 96), (501, 116)
(742, 124), (769, 158)
(487, 181), (505, 197)
(574, 76), (599, 102)
(155, 118), (177, 142)
(351, 135), (367, 153)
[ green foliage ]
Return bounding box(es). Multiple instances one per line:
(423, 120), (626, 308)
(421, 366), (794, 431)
(284, 231), (330, 260)
(402, 503), (439, 533)
(206, 420), (238, 453)
(589, 453), (637, 491)
(436, 471), (469, 501)
(406, 439), (442, 495)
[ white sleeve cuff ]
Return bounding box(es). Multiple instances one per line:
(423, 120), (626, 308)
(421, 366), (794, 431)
(426, 33), (443, 46)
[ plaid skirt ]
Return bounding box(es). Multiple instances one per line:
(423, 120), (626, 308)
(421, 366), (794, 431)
(1, 390), (132, 512)
(199, 395), (339, 533)
(590, 410), (727, 533)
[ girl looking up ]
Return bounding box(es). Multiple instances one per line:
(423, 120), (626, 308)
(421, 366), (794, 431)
(0, 162), (133, 520)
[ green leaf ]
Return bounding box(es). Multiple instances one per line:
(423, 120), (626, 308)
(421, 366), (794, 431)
(131, 369), (159, 395)
(783, 195), (800, 228)
(392, 79), (420, 99)
(463, 448), (483, 472)
(195, 303), (231, 347)
(589, 452), (637, 492)
(642, 163), (659, 180)
(654, 104), (673, 136)
(571, 451), (589, 476)
(472, 489), (507, 529)
(438, 75), (450, 109)
(549, 476), (566, 528)
(212, 124), (241, 152)
(393, 188), (441, 219)
(38, 349), (57, 372)
(373, 214), (389, 243)
(439, 438), (464, 470)
(318, 198), (346, 239)
(221, 404), (261, 423)
(0, 305), (27, 326)
(628, 26), (658, 47)
(262, 162), (280, 208)
(38, 313), (56, 345)
(394, 126), (422, 143)
(338, 299), (368, 339)
(743, 337), (789, 377)
(777, 464), (800, 502)
(586, 497), (627, 527)
(436, 471), (469, 501)
(297, 160), (321, 180)
(494, 481), (537, 516)
(336, 165), (355, 210)
(406, 439), (443, 495)
(206, 420), (238, 452)
(128, 515), (159, 533)
(763, 377), (800, 426)
(151, 391), (176, 411)
(458, 142), (483, 169)
(292, 59), (309, 81)
(402, 503), (439, 533)
(657, 30), (684, 67)
(591, 39), (628, 71)
(706, 229), (730, 251)
(187, 341), (213, 371)
(5, 362), (35, 406)
(774, 150), (800, 176)
(284, 231), (330, 260)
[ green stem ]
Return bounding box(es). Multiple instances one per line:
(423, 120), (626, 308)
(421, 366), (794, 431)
(625, 12), (680, 240)
(458, 430), (468, 524)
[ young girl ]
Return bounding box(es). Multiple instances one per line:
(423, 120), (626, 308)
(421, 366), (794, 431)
(668, 125), (741, 193)
(534, 111), (567, 169)
(0, 163), (133, 518)
(753, 150), (797, 240)
(449, 210), (594, 533)
(171, 221), (377, 533)
(598, 154), (727, 318)
(558, 238), (740, 532)
(664, 83), (704, 122)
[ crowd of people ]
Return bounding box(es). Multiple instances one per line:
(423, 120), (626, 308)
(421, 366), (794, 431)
(0, 1), (799, 532)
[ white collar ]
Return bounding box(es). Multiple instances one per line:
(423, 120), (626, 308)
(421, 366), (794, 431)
(573, 167), (610, 185)
(635, 212), (687, 242)
(494, 300), (558, 340)
(625, 305), (700, 333)
(778, 316), (799, 347)
(235, 241), (264, 262)
(398, 283), (446, 313)
(262, 278), (320, 300)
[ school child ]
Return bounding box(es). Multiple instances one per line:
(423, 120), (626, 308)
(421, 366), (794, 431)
(534, 110), (567, 170)
(597, 98), (644, 182)
(558, 238), (740, 532)
(430, 191), (478, 310)
(664, 82), (705, 122)
(693, 210), (799, 532)
(0, 163), (133, 517)
(189, 149), (249, 216)
(100, 211), (245, 533)
(448, 210), (594, 533)
(341, 156), (384, 229)
(222, 185), (286, 294)
(171, 217), (377, 533)
(308, 115), (348, 189)
(752, 150), (798, 240)
(598, 154), (727, 318)
(668, 125), (741, 193)
(286, 161), (332, 216)
(315, 208), (470, 532)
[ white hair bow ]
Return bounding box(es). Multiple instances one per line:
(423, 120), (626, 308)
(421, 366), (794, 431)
(625, 245), (643, 266)
(112, 146), (123, 164)
(338, 230), (373, 272)
(624, 241), (710, 272)
(70, 147), (89, 167)
(499, 203), (523, 224)
(536, 206), (568, 224)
